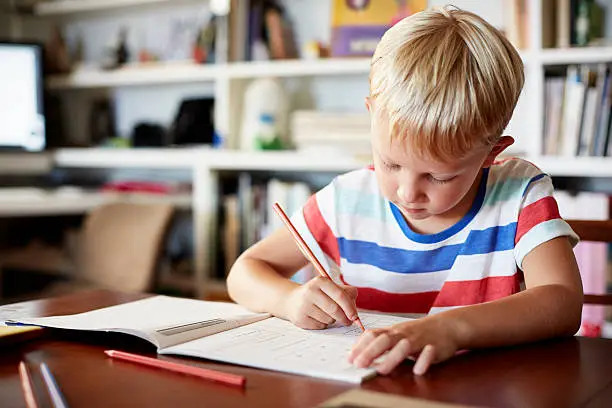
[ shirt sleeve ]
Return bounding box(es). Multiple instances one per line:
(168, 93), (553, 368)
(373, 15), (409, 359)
(513, 174), (579, 269)
(289, 181), (344, 283)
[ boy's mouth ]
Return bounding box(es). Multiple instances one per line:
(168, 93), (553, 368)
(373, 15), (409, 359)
(402, 207), (425, 214)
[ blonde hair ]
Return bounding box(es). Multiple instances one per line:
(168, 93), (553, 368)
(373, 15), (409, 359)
(369, 5), (524, 161)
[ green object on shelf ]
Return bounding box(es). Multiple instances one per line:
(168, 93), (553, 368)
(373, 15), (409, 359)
(575, 0), (603, 47)
(103, 137), (131, 148)
(254, 113), (284, 150)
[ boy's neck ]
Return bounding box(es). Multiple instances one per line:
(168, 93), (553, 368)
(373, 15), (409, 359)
(407, 169), (485, 235)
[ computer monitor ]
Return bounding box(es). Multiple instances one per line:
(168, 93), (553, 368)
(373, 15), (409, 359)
(0, 41), (45, 151)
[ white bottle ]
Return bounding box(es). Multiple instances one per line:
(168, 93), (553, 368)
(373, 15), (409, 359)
(240, 77), (289, 150)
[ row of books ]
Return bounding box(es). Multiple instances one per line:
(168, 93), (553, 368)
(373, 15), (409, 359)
(543, 64), (612, 157)
(290, 110), (371, 158)
(218, 174), (313, 280)
(506, 0), (606, 50)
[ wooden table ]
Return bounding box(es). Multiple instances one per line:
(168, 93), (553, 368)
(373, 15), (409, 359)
(1, 290), (612, 408)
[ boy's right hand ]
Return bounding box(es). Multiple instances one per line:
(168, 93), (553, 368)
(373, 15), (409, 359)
(284, 276), (359, 330)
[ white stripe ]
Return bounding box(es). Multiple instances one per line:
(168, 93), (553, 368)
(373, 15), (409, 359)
(428, 306), (464, 315)
(521, 176), (554, 207)
(334, 168), (378, 191)
(340, 261), (449, 294)
(447, 250), (517, 281)
(315, 184), (340, 237)
(514, 218), (579, 268)
(290, 208), (335, 279)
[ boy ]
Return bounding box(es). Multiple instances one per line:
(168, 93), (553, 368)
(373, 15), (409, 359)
(227, 6), (583, 376)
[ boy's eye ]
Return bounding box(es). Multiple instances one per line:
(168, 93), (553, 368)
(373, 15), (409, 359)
(383, 161), (401, 171)
(428, 174), (454, 184)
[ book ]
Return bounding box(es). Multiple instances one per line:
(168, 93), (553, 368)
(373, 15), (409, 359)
(9, 295), (413, 384)
(320, 389), (476, 408)
(0, 326), (42, 346)
(330, 0), (426, 57)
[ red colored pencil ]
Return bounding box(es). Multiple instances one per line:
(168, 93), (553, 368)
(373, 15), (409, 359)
(105, 350), (246, 388)
(272, 202), (366, 332)
(19, 361), (39, 408)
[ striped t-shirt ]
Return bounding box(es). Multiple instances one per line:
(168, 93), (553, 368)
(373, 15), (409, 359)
(291, 158), (578, 315)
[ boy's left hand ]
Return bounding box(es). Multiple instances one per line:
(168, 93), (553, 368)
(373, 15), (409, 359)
(348, 315), (459, 375)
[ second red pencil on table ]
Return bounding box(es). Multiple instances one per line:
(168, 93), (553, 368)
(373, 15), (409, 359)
(272, 202), (366, 332)
(105, 350), (246, 388)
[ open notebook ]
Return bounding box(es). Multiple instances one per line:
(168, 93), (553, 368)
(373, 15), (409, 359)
(10, 295), (412, 384)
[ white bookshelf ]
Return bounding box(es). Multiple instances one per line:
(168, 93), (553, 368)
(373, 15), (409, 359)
(539, 47), (612, 65)
(54, 147), (204, 169)
(204, 150), (366, 172)
(34, 0), (204, 16)
(0, 152), (53, 175)
(227, 57), (372, 79)
(0, 190), (192, 216)
(531, 156), (612, 178)
(12, 0), (612, 297)
(46, 58), (373, 90)
(47, 62), (221, 90)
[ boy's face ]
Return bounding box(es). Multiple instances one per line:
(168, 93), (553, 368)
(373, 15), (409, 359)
(367, 100), (512, 224)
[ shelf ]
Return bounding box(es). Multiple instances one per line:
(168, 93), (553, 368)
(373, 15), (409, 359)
(53, 147), (204, 169)
(204, 150), (368, 172)
(0, 152), (53, 175)
(0, 190), (192, 216)
(47, 62), (221, 90)
(227, 58), (371, 79)
(34, 0), (202, 16)
(529, 156), (612, 177)
(46, 58), (372, 89)
(539, 47), (612, 65)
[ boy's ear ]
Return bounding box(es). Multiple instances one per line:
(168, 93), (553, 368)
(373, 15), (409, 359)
(365, 96), (372, 112)
(483, 136), (514, 168)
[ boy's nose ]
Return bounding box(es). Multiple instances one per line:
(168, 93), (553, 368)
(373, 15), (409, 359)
(397, 184), (422, 204)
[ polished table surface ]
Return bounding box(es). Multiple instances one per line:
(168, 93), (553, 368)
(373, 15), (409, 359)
(1, 290), (612, 408)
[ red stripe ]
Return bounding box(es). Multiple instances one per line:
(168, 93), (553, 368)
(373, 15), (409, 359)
(433, 275), (520, 307)
(492, 157), (516, 166)
(355, 287), (439, 314)
(303, 195), (341, 266)
(515, 196), (561, 244)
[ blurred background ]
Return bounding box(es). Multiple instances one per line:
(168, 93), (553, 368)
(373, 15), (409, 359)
(0, 0), (610, 336)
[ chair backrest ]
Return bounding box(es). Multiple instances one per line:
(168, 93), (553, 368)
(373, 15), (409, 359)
(77, 202), (174, 293)
(565, 219), (612, 306)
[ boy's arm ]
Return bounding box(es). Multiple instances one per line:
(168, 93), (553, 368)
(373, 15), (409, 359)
(226, 227), (307, 320)
(445, 235), (583, 349)
(350, 236), (583, 375)
(227, 227), (359, 328)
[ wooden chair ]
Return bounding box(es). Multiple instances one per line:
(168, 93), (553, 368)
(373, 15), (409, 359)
(1, 202), (174, 298)
(72, 202), (175, 292)
(565, 220), (612, 306)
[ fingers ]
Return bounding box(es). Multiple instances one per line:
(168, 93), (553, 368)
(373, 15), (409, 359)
(317, 279), (358, 325)
(375, 338), (412, 375)
(306, 304), (335, 326)
(343, 285), (359, 301)
(413, 344), (436, 376)
(349, 330), (404, 368)
(294, 313), (328, 330)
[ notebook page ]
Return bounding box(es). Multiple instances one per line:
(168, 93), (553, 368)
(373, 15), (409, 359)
(164, 312), (413, 383)
(12, 296), (269, 349)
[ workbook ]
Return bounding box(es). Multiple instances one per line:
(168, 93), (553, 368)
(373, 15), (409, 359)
(10, 295), (412, 384)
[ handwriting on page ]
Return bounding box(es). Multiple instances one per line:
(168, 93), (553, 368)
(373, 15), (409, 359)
(323, 313), (410, 337)
(171, 312), (413, 377)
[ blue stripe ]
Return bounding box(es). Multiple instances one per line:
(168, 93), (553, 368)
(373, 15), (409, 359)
(338, 222), (517, 273)
(521, 173), (546, 197)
